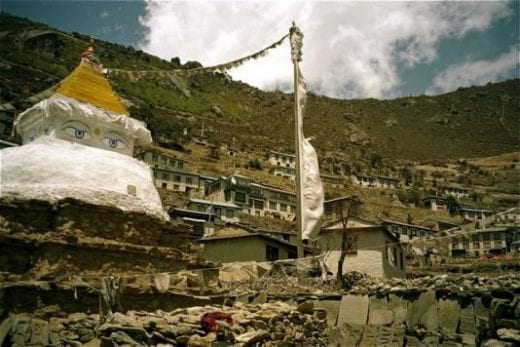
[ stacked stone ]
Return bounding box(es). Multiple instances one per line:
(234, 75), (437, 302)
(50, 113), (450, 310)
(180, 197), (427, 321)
(0, 301), (329, 346)
(479, 291), (520, 347)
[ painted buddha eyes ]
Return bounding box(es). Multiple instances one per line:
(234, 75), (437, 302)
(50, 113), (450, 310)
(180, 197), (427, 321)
(102, 132), (128, 150)
(102, 137), (128, 149)
(60, 121), (128, 150)
(63, 123), (92, 140)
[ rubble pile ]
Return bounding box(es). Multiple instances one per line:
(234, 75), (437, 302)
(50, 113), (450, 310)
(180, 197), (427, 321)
(0, 301), (329, 346)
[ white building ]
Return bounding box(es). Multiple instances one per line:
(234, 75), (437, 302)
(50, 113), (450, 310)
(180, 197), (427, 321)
(266, 150), (295, 169)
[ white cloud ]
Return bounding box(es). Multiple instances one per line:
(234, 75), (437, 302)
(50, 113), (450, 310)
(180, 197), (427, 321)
(427, 46), (519, 95)
(138, 1), (512, 99)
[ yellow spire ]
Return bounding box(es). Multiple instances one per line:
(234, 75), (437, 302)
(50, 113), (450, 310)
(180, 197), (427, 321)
(57, 40), (128, 115)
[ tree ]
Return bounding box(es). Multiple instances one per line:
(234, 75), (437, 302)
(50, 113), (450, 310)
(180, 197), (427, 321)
(334, 198), (363, 288)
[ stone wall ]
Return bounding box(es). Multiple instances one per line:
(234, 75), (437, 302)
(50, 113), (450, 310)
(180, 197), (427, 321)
(321, 289), (519, 346)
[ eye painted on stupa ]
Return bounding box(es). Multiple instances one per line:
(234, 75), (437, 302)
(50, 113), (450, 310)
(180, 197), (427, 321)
(102, 132), (128, 150)
(62, 121), (92, 140)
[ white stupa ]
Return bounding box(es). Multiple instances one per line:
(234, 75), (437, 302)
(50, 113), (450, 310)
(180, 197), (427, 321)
(0, 42), (167, 219)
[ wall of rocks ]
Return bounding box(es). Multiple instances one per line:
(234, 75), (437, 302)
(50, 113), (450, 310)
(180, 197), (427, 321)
(0, 301), (329, 346)
(321, 288), (519, 346)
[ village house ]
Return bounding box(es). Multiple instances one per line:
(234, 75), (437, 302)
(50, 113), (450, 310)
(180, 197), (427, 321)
(381, 220), (437, 239)
(197, 225), (308, 262)
(449, 226), (509, 258)
(319, 218), (406, 278)
(441, 186), (470, 199)
(319, 196), (406, 278)
(491, 207), (520, 225)
(206, 174), (296, 221)
(458, 206), (494, 222)
(262, 184), (296, 221)
(136, 147), (202, 196)
(169, 207), (215, 238)
(323, 196), (364, 226)
(207, 174), (264, 216)
(185, 198), (241, 223)
(423, 196), (448, 211)
(266, 150), (295, 168)
(351, 174), (400, 189)
(269, 166), (295, 180)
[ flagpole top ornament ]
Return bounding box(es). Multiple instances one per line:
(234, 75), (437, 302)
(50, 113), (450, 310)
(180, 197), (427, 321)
(290, 22), (303, 63)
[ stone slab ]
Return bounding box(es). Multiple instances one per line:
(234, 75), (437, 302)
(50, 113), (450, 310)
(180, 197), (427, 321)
(368, 296), (394, 326)
(30, 318), (49, 346)
(0, 317), (12, 346)
(459, 303), (476, 334)
(406, 290), (438, 331)
(438, 298), (461, 334)
(388, 294), (407, 324)
(10, 314), (32, 346)
(315, 300), (340, 326)
(337, 295), (369, 326)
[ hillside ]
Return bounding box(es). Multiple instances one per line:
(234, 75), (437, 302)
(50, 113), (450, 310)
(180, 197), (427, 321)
(1, 13), (518, 162)
(0, 13), (518, 219)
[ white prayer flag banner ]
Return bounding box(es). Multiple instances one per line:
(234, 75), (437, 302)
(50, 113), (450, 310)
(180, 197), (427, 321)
(296, 64), (324, 240)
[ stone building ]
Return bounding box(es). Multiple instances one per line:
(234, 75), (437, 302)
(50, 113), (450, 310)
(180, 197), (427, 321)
(266, 150), (295, 168)
(423, 196), (448, 211)
(206, 174), (296, 221)
(185, 198), (241, 223)
(136, 147), (202, 197)
(381, 220), (437, 239)
(351, 174), (401, 189)
(319, 217), (406, 278)
(449, 226), (509, 258)
(198, 225), (303, 262)
(269, 166), (295, 180)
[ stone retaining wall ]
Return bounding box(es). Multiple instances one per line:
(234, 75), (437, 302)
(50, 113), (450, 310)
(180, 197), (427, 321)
(318, 289), (520, 346)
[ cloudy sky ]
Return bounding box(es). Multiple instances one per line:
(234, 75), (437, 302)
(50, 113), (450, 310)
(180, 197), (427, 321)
(3, 1), (518, 99)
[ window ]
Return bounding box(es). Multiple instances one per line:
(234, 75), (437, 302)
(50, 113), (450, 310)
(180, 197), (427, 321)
(399, 252), (404, 270)
(174, 175), (181, 182)
(226, 209), (234, 218)
(280, 203), (287, 212)
(169, 158), (176, 166)
(290, 205), (296, 213)
(173, 184), (179, 190)
(235, 191), (246, 203)
(161, 172), (169, 180)
(160, 157), (167, 164)
(161, 182), (167, 189)
(266, 245), (279, 261)
(255, 200), (264, 210)
(269, 201), (276, 210)
(152, 154), (158, 162)
(471, 234), (479, 242)
(197, 205), (206, 212)
(178, 161), (184, 169)
(186, 177), (193, 185)
(386, 241), (395, 266)
(482, 233), (491, 241)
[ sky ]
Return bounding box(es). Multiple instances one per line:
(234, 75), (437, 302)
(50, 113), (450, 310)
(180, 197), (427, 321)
(2, 1), (519, 99)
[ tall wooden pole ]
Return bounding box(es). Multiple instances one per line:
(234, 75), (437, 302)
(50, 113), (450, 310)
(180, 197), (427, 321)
(291, 22), (304, 259)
